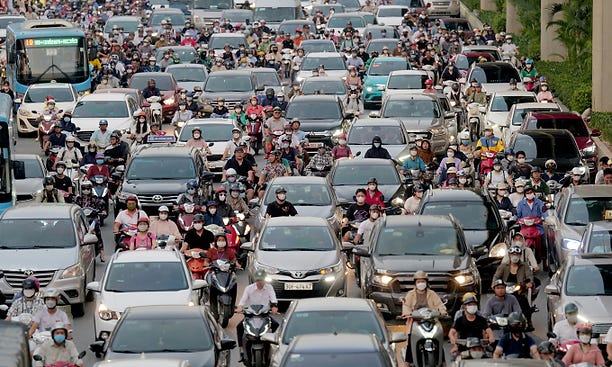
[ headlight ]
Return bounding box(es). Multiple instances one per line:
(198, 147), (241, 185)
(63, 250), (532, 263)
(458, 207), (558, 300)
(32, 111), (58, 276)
(244, 224), (251, 235)
(320, 262), (342, 275)
(372, 274), (394, 286)
(177, 120), (186, 128)
(582, 144), (596, 153)
(489, 242), (507, 258)
(98, 304), (119, 321)
(562, 238), (581, 250)
(60, 263), (83, 279)
(163, 97), (175, 105)
(19, 109), (30, 116)
(254, 261), (279, 275)
(392, 197), (404, 206)
(366, 86), (374, 92)
(454, 273), (475, 286)
(333, 128), (343, 136)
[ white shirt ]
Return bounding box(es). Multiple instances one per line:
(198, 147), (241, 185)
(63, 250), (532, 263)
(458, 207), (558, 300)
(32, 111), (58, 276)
(552, 319), (578, 344)
(357, 218), (376, 236)
(605, 327), (612, 343)
(238, 283), (277, 307)
(114, 209), (149, 228)
(33, 308), (70, 332)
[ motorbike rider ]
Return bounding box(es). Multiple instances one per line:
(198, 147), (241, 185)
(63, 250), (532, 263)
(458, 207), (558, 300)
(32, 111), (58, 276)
(342, 188), (370, 240)
(228, 183), (249, 214)
(81, 143), (98, 166)
(211, 98), (230, 117)
(449, 294), (495, 355)
(265, 187), (298, 218)
(204, 201), (224, 226)
(520, 58), (538, 80)
(401, 145), (427, 175)
(509, 150), (533, 179)
(461, 338), (490, 360)
(172, 101), (193, 126)
(477, 126), (504, 154)
(467, 82), (487, 105)
(537, 341), (564, 367)
(222, 127), (245, 161)
(353, 204), (382, 245)
(113, 195), (149, 241)
(493, 182), (514, 212)
(365, 136), (392, 159)
(501, 232), (539, 271)
(544, 159), (565, 183)
(516, 184), (547, 238)
(331, 133), (353, 159)
(55, 136), (82, 169)
(181, 213), (215, 253)
(129, 110), (149, 142)
(35, 322), (83, 367)
(280, 136), (301, 173)
(483, 279), (522, 317)
(84, 154), (111, 180)
(28, 288), (71, 339)
(259, 88), (278, 108)
(401, 271), (447, 367)
(176, 179), (207, 209)
(365, 177), (385, 208)
(280, 123), (301, 149)
(150, 205), (182, 242)
(44, 122), (67, 153)
(258, 150), (289, 189)
(186, 127), (212, 154)
(536, 82), (554, 102)
(207, 232), (239, 265)
(304, 145), (334, 176)
(142, 78), (161, 99)
(230, 104), (249, 127)
(52, 161), (74, 196)
(565, 167), (586, 187)
(7, 278), (44, 322)
(129, 217), (157, 250)
(562, 324), (605, 367)
(246, 95), (264, 118)
(89, 120), (112, 151)
(509, 178), (526, 208)
(403, 184), (425, 215)
(527, 166), (550, 200)
(483, 158), (513, 188)
(493, 312), (539, 359)
(551, 303), (581, 346)
(223, 146), (255, 198)
(264, 106), (288, 145)
(214, 187), (236, 218)
(235, 270), (279, 363)
(34, 176), (65, 203)
(104, 132), (129, 167)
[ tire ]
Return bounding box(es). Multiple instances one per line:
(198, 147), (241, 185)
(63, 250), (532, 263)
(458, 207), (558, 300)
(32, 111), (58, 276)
(425, 350), (437, 367)
(71, 302), (85, 318)
(253, 349), (263, 367)
(220, 303), (231, 328)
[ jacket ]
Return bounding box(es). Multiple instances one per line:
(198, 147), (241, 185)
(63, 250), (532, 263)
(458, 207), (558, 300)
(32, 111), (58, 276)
(493, 262), (533, 286)
(402, 288), (447, 316)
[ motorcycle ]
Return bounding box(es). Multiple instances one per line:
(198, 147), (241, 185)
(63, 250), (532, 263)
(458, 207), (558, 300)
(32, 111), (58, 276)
(241, 304), (273, 367)
(479, 150), (498, 179)
(487, 314), (510, 348)
(155, 234), (178, 249)
(406, 307), (446, 367)
(91, 175), (110, 224)
(115, 225), (136, 252)
(82, 206), (104, 255)
(281, 48), (293, 79)
(523, 77), (535, 92)
(345, 86), (362, 116)
(146, 96), (163, 125)
(517, 216), (543, 263)
(547, 332), (579, 360)
(45, 146), (62, 171)
(307, 163), (332, 177)
(64, 162), (81, 194)
(34, 351), (86, 367)
(246, 114), (263, 155)
(177, 203), (200, 233)
(223, 217), (241, 250)
(467, 103), (485, 142)
(38, 113), (55, 151)
(205, 258), (239, 328)
(232, 212), (251, 267)
(186, 248), (208, 280)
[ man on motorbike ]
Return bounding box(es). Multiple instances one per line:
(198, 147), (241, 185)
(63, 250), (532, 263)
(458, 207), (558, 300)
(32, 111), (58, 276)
(214, 187), (236, 218)
(493, 182), (514, 212)
(280, 136), (301, 173)
(304, 145), (334, 176)
(265, 187), (298, 218)
(260, 88), (278, 108)
(29, 288), (71, 339)
(181, 213), (215, 253)
(449, 294), (495, 355)
(509, 150), (533, 179)
(223, 147), (255, 194)
(537, 341), (564, 367)
(44, 122), (67, 153)
(236, 270), (279, 363)
(403, 184), (425, 215)
(113, 195), (148, 241)
(279, 123), (301, 149)
(204, 201), (224, 226)
(562, 324), (605, 367)
(401, 145), (427, 175)
(150, 205), (182, 242)
(482, 279), (522, 317)
(228, 183), (249, 214)
(104, 132), (129, 167)
(364, 136), (392, 159)
(544, 159), (565, 183)
(34, 176), (65, 203)
(7, 278), (44, 322)
(258, 150), (289, 190)
(81, 143), (98, 166)
(222, 127), (245, 161)
(264, 107), (288, 148)
(176, 179), (207, 209)
(527, 166), (550, 200)
(35, 322), (83, 367)
(467, 82), (487, 105)
(551, 303), (581, 346)
(353, 204), (382, 245)
(52, 161), (74, 196)
(477, 127), (504, 154)
(493, 312), (539, 359)
(142, 78), (161, 99)
(55, 136), (82, 170)
(74, 180), (106, 260)
(501, 233), (539, 271)
(172, 101), (194, 126)
(142, 121), (166, 142)
(90, 120), (112, 151)
(341, 188), (370, 241)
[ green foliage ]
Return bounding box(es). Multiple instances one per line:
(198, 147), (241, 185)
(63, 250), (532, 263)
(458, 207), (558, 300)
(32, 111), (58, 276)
(546, 2), (592, 67)
(509, 0), (541, 59)
(537, 61), (591, 112)
(590, 112), (612, 142)
(463, 0), (479, 11)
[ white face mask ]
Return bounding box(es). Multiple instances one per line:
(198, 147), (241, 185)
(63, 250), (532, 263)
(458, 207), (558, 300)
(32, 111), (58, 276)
(193, 223), (203, 230)
(526, 193), (535, 200)
(179, 105), (186, 110)
(510, 255), (520, 263)
(277, 194), (286, 201)
(338, 139), (346, 145)
(356, 196), (365, 203)
(466, 305), (478, 314)
(24, 289), (36, 298)
(566, 315), (578, 324)
(447, 152), (454, 158)
(233, 133), (240, 139)
(494, 165), (502, 171)
(231, 191), (240, 198)
(45, 185), (54, 191)
(373, 142), (381, 148)
(138, 224), (149, 232)
(516, 186), (524, 193)
(579, 334), (591, 344)
(416, 282), (427, 291)
(459, 177), (467, 184)
(56, 168), (65, 174)
(159, 213), (168, 220)
(46, 299), (57, 309)
(517, 158), (526, 164)
(209, 208), (217, 215)
(217, 241), (226, 248)
(193, 133), (201, 139)
(470, 351), (484, 359)
(368, 184), (377, 191)
(370, 212), (379, 219)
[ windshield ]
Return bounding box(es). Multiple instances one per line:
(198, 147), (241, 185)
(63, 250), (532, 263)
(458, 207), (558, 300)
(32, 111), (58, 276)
(301, 56), (346, 71)
(259, 225), (335, 251)
(302, 80), (346, 95)
(111, 317), (212, 353)
(223, 10), (253, 22)
(375, 226), (463, 255)
(127, 157), (196, 180)
(209, 36), (246, 49)
(332, 164), (400, 185)
(24, 87), (74, 103)
(168, 67), (207, 82)
(512, 107), (559, 125)
(301, 41), (337, 54)
(421, 202), (499, 230)
(105, 262), (188, 292)
(204, 75), (253, 92)
(387, 74), (428, 89)
(337, 0), (360, 8)
(16, 38), (89, 85)
(263, 183), (332, 206)
(368, 60), (407, 76)
(73, 101), (128, 118)
(156, 48), (196, 63)
(364, 27), (396, 39)
(391, 0), (424, 6)
(566, 264), (612, 296)
(328, 16), (366, 28)
(105, 20), (139, 33)
(282, 311), (384, 344)
(514, 133), (579, 160)
(179, 123), (232, 142)
(0, 17), (24, 28)
(194, 0), (232, 9)
(129, 75), (174, 90)
(253, 7), (298, 22)
(564, 198), (612, 226)
(586, 230), (612, 253)
(471, 65), (520, 84)
(279, 22), (315, 35)
(382, 99), (441, 118)
(0, 219), (75, 248)
(348, 125), (405, 145)
(525, 117), (589, 137)
(441, 20), (472, 31)
(150, 13), (186, 26)
(286, 101), (342, 120)
(311, 5), (345, 15)
(284, 353), (385, 367)
(18, 158), (44, 178)
(490, 95), (537, 112)
(378, 7), (408, 17)
(253, 71), (281, 87)
(366, 40), (400, 54)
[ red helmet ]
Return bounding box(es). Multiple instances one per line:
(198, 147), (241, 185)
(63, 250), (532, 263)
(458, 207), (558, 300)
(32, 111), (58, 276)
(425, 79), (434, 86)
(137, 217), (149, 224)
(263, 106), (274, 112)
(576, 324), (592, 334)
(215, 187), (227, 194)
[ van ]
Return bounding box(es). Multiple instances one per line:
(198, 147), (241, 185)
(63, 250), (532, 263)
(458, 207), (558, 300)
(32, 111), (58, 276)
(192, 0), (234, 28)
(252, 0), (303, 32)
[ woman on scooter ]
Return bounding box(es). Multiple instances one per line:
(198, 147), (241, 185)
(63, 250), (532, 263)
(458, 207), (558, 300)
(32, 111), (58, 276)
(129, 217), (157, 250)
(561, 324), (605, 367)
(207, 233), (239, 265)
(186, 127), (212, 154)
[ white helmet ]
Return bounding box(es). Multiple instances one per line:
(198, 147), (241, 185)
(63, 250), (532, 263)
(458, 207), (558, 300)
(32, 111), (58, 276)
(459, 131), (470, 140)
(226, 168), (237, 176)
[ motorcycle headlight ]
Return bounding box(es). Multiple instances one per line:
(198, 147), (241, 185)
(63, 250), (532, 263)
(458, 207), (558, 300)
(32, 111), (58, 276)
(244, 224), (251, 235)
(562, 238), (581, 250)
(372, 274), (394, 286)
(163, 97), (175, 106)
(454, 272), (475, 286)
(391, 197), (404, 206)
(19, 109), (30, 116)
(98, 304), (119, 321)
(60, 263), (83, 279)
(489, 242), (507, 258)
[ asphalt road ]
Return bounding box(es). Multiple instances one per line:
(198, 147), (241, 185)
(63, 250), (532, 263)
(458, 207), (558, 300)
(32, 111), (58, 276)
(14, 121), (551, 367)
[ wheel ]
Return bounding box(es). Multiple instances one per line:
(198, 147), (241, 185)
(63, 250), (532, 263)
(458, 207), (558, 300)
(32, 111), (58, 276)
(220, 303), (231, 328)
(253, 349), (263, 367)
(424, 350), (437, 367)
(71, 302), (85, 317)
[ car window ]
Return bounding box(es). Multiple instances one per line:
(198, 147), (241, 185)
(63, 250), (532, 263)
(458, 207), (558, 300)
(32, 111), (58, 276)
(264, 184), (332, 206)
(387, 0), (423, 6)
(19, 159), (44, 178)
(72, 100), (129, 118)
(301, 41), (337, 53)
(105, 262), (189, 292)
(278, 22), (315, 35)
(387, 74), (428, 89)
(565, 264), (612, 296)
(204, 74), (253, 92)
(286, 100), (342, 120)
(24, 87), (75, 103)
(332, 164), (400, 185)
(382, 99), (441, 119)
(368, 59), (408, 76)
(150, 12), (185, 26)
(587, 230), (612, 253)
(259, 225), (334, 251)
(328, 16), (366, 28)
(179, 123), (232, 142)
(525, 117), (589, 137)
(378, 7), (408, 16)
(564, 198), (612, 225)
(0, 219), (76, 248)
(514, 133), (579, 160)
(168, 67), (207, 82)
(129, 75), (174, 90)
(348, 125), (405, 145)
(421, 202), (499, 230)
(302, 80), (346, 95)
(490, 95), (537, 112)
(194, 0), (232, 9)
(253, 7), (299, 23)
(222, 11), (253, 22)
(336, 0), (360, 8)
(253, 71), (281, 87)
(301, 56), (346, 71)
(375, 226), (462, 255)
(127, 157), (196, 180)
(209, 36), (246, 50)
(480, 65), (520, 83)
(311, 4), (345, 15)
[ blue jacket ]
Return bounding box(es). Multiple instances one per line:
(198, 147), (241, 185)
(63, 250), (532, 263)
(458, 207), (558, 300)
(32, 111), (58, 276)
(402, 156), (426, 172)
(204, 213), (223, 227)
(515, 198), (547, 234)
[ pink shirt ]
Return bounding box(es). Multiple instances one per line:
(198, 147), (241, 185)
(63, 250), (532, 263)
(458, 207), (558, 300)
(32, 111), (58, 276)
(131, 232), (156, 249)
(562, 344), (605, 367)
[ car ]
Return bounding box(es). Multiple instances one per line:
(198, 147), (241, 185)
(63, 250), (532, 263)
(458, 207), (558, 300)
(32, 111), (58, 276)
(198, 70), (257, 111)
(329, 158), (407, 214)
(207, 33), (248, 57)
(268, 297), (404, 367)
(375, 5), (410, 26)
(252, 68), (285, 97)
(418, 188), (507, 287)
(103, 15), (141, 35)
(0, 15), (25, 41)
(87, 249), (207, 342)
(484, 90), (537, 138)
(579, 220), (612, 254)
(465, 62), (523, 94)
(299, 39), (337, 54)
(353, 214), (481, 317)
(175, 118), (238, 176)
(165, 64), (208, 92)
(114, 145), (214, 215)
(502, 102), (562, 143)
(0, 204), (98, 316)
(545, 253), (612, 345)
(335, 0), (362, 12)
(308, 3), (346, 16)
(295, 52), (348, 83)
(252, 0), (303, 32)
(95, 305), (236, 367)
(326, 13), (367, 36)
(94, 360), (191, 367)
(242, 216), (349, 301)
(352, 11), (377, 25)
(220, 9), (253, 27)
(454, 360), (549, 367)
(376, 92), (450, 156)
(362, 57), (411, 109)
(461, 45), (502, 61)
(191, 0), (234, 27)
(425, 0), (460, 17)
(15, 83), (79, 134)
(347, 118), (410, 159)
(388, 0), (428, 13)
(462, 52), (496, 66)
(521, 112), (601, 175)
(71, 93), (138, 146)
(300, 76), (348, 99)
(382, 70), (429, 99)
(149, 8), (186, 34)
(12, 154), (46, 201)
(252, 176), (340, 231)
(285, 95), (354, 153)
(277, 333), (396, 367)
(155, 46), (198, 65)
(148, 0), (169, 9)
(365, 38), (401, 55)
(363, 25), (400, 39)
(128, 72), (179, 122)
(545, 185), (612, 271)
(278, 20), (316, 36)
(439, 18), (474, 38)
(93, 87), (146, 108)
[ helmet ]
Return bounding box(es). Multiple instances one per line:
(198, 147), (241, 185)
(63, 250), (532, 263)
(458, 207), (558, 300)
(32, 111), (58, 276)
(525, 58), (533, 64)
(462, 292), (477, 303)
(158, 205), (169, 213)
(265, 88), (275, 97)
(22, 278), (38, 291)
(137, 217), (149, 224)
(414, 270), (428, 280)
(537, 341), (555, 355)
(369, 204), (381, 211)
(193, 213), (205, 222)
(462, 295), (478, 305)
(43, 176), (55, 186)
(413, 184), (425, 192)
(51, 322), (68, 336)
(508, 312), (526, 328)
(524, 184), (535, 193)
(466, 337), (482, 349)
(206, 200), (218, 207)
(367, 177), (378, 184)
(230, 183), (242, 192)
(451, 83), (460, 92)
(81, 180), (92, 189)
(509, 78), (517, 84)
(564, 303), (579, 314)
(215, 187), (227, 194)
(545, 159), (557, 170)
(95, 153), (105, 160)
(135, 109), (147, 117)
(425, 79), (434, 86)
(460, 131), (470, 140)
(55, 161), (67, 169)
(126, 195), (138, 203)
(186, 179), (198, 189)
(110, 131), (121, 140)
(214, 232), (227, 241)
(226, 168), (237, 176)
(492, 279), (506, 287)
(99, 119), (108, 125)
(65, 135), (75, 143)
(576, 323), (592, 335)
(275, 187), (287, 194)
(254, 269), (266, 281)
(43, 287), (60, 299)
(496, 182), (509, 190)
(192, 127), (202, 134)
(571, 167), (584, 176)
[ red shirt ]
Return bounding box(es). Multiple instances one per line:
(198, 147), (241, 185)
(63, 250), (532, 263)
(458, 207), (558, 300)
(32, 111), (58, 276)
(365, 189), (385, 208)
(86, 164), (110, 179)
(207, 247), (237, 262)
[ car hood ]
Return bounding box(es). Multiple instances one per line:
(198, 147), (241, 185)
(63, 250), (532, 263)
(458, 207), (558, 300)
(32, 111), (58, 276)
(256, 250), (338, 271)
(364, 75), (389, 87)
(200, 91), (252, 103)
(20, 101), (75, 115)
(376, 17), (403, 26)
(100, 289), (192, 312)
(176, 81), (206, 92)
(397, 118), (436, 131)
(297, 70), (348, 81)
(486, 111), (510, 126)
(372, 254), (468, 273)
(122, 179), (187, 194)
(15, 178), (43, 197)
(570, 297), (612, 321)
(298, 119), (343, 133)
(106, 350), (215, 367)
(72, 117), (132, 132)
(350, 144), (406, 159)
(334, 184), (401, 205)
(463, 229), (500, 249)
(0, 248), (77, 270)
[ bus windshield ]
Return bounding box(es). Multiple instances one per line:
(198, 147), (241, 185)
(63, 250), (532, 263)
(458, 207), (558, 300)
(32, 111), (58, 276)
(15, 37), (89, 85)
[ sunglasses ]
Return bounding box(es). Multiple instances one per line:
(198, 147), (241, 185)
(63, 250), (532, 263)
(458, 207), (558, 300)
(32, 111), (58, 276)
(508, 247), (522, 254)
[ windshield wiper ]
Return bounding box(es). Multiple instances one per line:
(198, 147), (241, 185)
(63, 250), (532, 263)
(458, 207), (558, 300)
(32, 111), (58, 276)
(565, 221), (587, 226)
(32, 63), (75, 85)
(287, 248), (328, 251)
(113, 350), (140, 354)
(105, 289), (127, 292)
(147, 348), (199, 353)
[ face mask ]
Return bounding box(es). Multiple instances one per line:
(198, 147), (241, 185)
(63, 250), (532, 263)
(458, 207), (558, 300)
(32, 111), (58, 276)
(217, 241), (226, 248)
(526, 193), (535, 200)
(517, 158), (526, 164)
(231, 191), (240, 198)
(466, 305), (478, 314)
(470, 351), (484, 359)
(368, 184), (376, 191)
(510, 255), (520, 263)
(461, 139), (470, 145)
(458, 177), (467, 184)
(24, 289), (36, 298)
(510, 325), (522, 334)
(138, 224), (149, 232)
(235, 109), (242, 114)
(209, 208), (217, 214)
(159, 213), (168, 220)
(192, 132), (202, 139)
(46, 299), (57, 309)
(416, 282), (427, 291)
(541, 86), (548, 91)
(193, 223), (203, 230)
(179, 105), (186, 110)
(126, 203), (137, 210)
(507, 39), (512, 44)
(356, 196), (365, 203)
(447, 152), (454, 158)
(493, 165), (501, 171)
(277, 193), (286, 201)
(573, 175), (581, 181)
(373, 142), (381, 148)
(187, 97), (193, 101)
(218, 194), (226, 202)
(96, 159), (105, 165)
(233, 133), (240, 139)
(350, 72), (356, 77)
(251, 100), (258, 105)
(53, 334), (66, 344)
(282, 143), (289, 149)
(579, 334), (591, 344)
(45, 184), (54, 191)
(410, 150), (418, 156)
(56, 168), (65, 174)
(370, 212), (379, 219)
(338, 139), (346, 145)
(187, 188), (196, 195)
(515, 186), (524, 193)
(82, 189), (91, 195)
(566, 315), (578, 324)
(227, 175), (236, 183)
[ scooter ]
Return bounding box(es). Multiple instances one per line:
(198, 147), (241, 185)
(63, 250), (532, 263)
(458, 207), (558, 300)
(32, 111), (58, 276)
(246, 114), (263, 155)
(406, 307), (445, 367)
(517, 216), (543, 262)
(223, 217), (241, 250)
(467, 103), (484, 142)
(146, 96), (163, 125)
(478, 150), (497, 179)
(45, 146), (62, 171)
(205, 258), (239, 328)
(241, 304), (273, 367)
(281, 48), (293, 79)
(186, 248), (208, 280)
(547, 332), (579, 360)
(307, 163), (332, 177)
(232, 212), (251, 268)
(115, 225), (136, 252)
(487, 314), (510, 348)
(34, 351), (86, 367)
(64, 162), (81, 194)
(91, 175), (110, 224)
(155, 234), (178, 249)
(82, 206), (104, 256)
(38, 113), (55, 151)
(177, 203), (200, 233)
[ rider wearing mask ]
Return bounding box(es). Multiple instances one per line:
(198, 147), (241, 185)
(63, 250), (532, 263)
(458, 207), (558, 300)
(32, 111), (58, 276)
(142, 78), (161, 99)
(60, 112), (77, 134)
(34, 176), (65, 203)
(493, 312), (539, 359)
(449, 294), (495, 355)
(81, 143), (98, 166)
(7, 278), (44, 322)
(207, 233), (238, 264)
(551, 303), (581, 346)
(258, 150), (289, 190)
(509, 178), (526, 208)
(516, 184), (547, 236)
(484, 158), (512, 188)
(331, 133), (352, 159)
(130, 110), (149, 141)
(342, 188), (370, 238)
(150, 205), (182, 241)
(544, 159), (564, 183)
(214, 187), (235, 218)
(494, 182), (514, 212)
(265, 187), (298, 219)
(260, 88), (278, 108)
(36, 322), (83, 367)
(477, 126), (504, 154)
(403, 184), (425, 215)
(501, 233), (539, 271)
(186, 127), (212, 154)
(364, 136), (392, 159)
(129, 217), (156, 250)
(89, 120), (112, 151)
(222, 127), (245, 161)
(365, 177), (385, 208)
(561, 324), (605, 367)
(228, 184), (249, 215)
(509, 150), (533, 179)
(44, 122), (67, 153)
(204, 201), (224, 226)
(52, 161), (74, 196)
(304, 145), (334, 176)
(74, 180), (106, 261)
(104, 132), (128, 167)
(401, 145), (427, 175)
(461, 338), (490, 359)
(353, 204), (381, 245)
(85, 154), (111, 180)
(527, 166), (550, 200)
(437, 147), (463, 184)
(230, 105), (248, 127)
(182, 213), (215, 253)
(113, 195), (149, 240)
(537, 341), (563, 367)
(28, 288), (71, 339)
(172, 101), (193, 125)
(176, 179), (207, 208)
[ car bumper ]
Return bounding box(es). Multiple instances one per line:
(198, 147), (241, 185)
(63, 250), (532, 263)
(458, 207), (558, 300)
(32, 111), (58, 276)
(1, 276), (85, 305)
(428, 4), (460, 17)
(94, 316), (119, 341)
(363, 89), (383, 104)
(267, 272), (346, 301)
(16, 115), (42, 133)
(206, 159), (226, 175)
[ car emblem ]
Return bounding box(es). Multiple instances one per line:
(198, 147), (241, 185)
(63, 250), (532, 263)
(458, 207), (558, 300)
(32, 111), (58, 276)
(152, 195), (163, 203)
(292, 271), (305, 279)
(22, 269), (34, 276)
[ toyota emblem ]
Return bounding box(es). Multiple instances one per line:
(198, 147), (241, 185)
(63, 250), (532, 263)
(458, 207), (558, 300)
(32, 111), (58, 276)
(22, 269), (34, 276)
(292, 271), (304, 279)
(152, 195), (163, 203)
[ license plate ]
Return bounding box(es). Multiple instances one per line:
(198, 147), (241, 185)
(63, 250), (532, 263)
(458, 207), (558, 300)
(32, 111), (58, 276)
(284, 282), (313, 290)
(209, 161), (225, 168)
(308, 142), (324, 148)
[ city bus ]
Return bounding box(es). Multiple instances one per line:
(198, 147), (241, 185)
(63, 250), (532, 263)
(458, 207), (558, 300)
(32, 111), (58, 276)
(5, 19), (91, 97)
(0, 93), (17, 214)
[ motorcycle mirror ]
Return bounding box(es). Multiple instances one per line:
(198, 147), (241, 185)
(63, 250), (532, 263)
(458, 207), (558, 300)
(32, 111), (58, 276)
(89, 340), (104, 354)
(220, 338), (237, 350)
(390, 331), (407, 343)
(33, 355), (42, 362)
(547, 332), (557, 339)
(199, 251), (208, 259)
(78, 351), (87, 359)
(240, 242), (254, 252)
(0, 271), (3, 279)
(208, 142), (215, 147)
(355, 151), (361, 157)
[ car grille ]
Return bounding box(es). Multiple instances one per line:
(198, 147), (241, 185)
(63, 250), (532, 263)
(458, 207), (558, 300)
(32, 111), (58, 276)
(432, 1), (450, 5)
(393, 272), (452, 293)
(207, 154), (223, 162)
(3, 270), (56, 289)
(405, 131), (432, 141)
(224, 100), (243, 110)
(593, 323), (612, 335)
(138, 193), (180, 206)
(76, 130), (93, 142)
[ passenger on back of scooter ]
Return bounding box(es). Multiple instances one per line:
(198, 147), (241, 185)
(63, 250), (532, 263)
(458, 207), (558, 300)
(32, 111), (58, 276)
(186, 127), (212, 154)
(74, 181), (106, 261)
(483, 158), (513, 188)
(477, 126), (504, 154)
(214, 187), (235, 218)
(526, 166), (550, 200)
(176, 179), (207, 209)
(401, 271), (447, 367)
(279, 123), (301, 149)
(129, 217), (157, 250)
(493, 182), (514, 212)
(515, 185), (547, 236)
(501, 233), (538, 271)
(150, 206), (182, 242)
(449, 294), (495, 356)
(228, 184), (249, 215)
(204, 201), (224, 226)
(7, 278), (44, 322)
(493, 312), (539, 359)
(437, 147), (463, 183)
(550, 302), (580, 346)
(35, 322), (83, 367)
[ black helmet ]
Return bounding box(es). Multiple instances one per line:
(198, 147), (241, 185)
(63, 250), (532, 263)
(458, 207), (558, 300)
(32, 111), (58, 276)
(537, 341), (555, 355)
(193, 213), (205, 222)
(110, 131), (121, 140)
(23, 278), (39, 291)
(275, 187), (287, 194)
(451, 83), (460, 92)
(367, 177), (378, 184)
(43, 176), (55, 186)
(265, 88), (275, 97)
(508, 312), (526, 328)
(413, 184), (425, 192)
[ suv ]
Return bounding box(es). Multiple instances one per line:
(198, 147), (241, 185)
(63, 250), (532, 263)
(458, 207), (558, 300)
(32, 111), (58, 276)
(15, 83), (78, 134)
(114, 145), (214, 215)
(87, 248), (207, 342)
(465, 62), (522, 94)
(0, 204), (98, 316)
(521, 112), (601, 176)
(418, 188), (507, 287)
(353, 215), (481, 316)
(425, 0), (460, 17)
(198, 70), (257, 111)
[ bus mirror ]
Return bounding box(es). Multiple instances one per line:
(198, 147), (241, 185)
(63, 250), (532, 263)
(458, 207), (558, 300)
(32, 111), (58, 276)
(12, 161), (25, 180)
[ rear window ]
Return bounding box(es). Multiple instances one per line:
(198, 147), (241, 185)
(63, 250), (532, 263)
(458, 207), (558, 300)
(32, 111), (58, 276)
(525, 117), (589, 137)
(514, 133), (579, 160)
(471, 65), (519, 84)
(490, 95), (537, 112)
(129, 75), (174, 90)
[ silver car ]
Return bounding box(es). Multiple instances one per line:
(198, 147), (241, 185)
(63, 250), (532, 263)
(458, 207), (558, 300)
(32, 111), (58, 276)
(347, 118), (410, 159)
(13, 154), (46, 201)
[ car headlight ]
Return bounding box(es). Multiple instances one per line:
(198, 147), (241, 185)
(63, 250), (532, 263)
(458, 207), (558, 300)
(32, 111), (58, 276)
(60, 263), (83, 279)
(391, 197), (404, 206)
(454, 272), (475, 286)
(581, 144), (596, 154)
(562, 238), (581, 250)
(319, 262), (342, 275)
(98, 303), (120, 321)
(489, 242), (507, 258)
(366, 86), (374, 92)
(254, 261), (279, 275)
(372, 274), (394, 286)
(163, 97), (175, 106)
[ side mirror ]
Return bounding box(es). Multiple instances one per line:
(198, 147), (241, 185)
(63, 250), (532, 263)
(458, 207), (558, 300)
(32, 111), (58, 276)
(248, 198), (260, 208)
(87, 281), (101, 292)
(390, 331), (407, 343)
(208, 142), (215, 147)
(341, 241), (354, 251)
(192, 279), (208, 289)
(591, 129), (601, 137)
(255, 86), (265, 92)
(344, 112), (354, 120)
(352, 245), (370, 257)
(13, 98), (21, 104)
(262, 333), (278, 344)
(241, 242), (254, 251)
(12, 160), (25, 180)
(33, 355), (43, 362)
(369, 111), (381, 118)
(582, 149), (595, 159)
(89, 340), (105, 354)
(220, 338), (237, 350)
(83, 233), (98, 245)
(355, 151), (362, 157)
(444, 112), (455, 119)
(545, 284), (560, 295)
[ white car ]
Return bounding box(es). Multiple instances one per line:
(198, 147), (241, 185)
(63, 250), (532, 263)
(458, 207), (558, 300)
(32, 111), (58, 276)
(382, 70), (429, 99)
(484, 90), (536, 138)
(295, 52), (348, 83)
(16, 83), (78, 134)
(502, 102), (561, 143)
(325, 13), (367, 37)
(71, 93), (138, 147)
(165, 64), (208, 92)
(86, 249), (207, 342)
(375, 5), (410, 27)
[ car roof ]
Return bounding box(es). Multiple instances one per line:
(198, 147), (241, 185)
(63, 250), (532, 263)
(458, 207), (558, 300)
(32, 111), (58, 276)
(93, 88), (140, 96)
(304, 52), (344, 59)
(132, 145), (196, 157)
(302, 76), (344, 83)
(185, 118), (233, 126)
(265, 216), (330, 227)
(475, 61), (516, 69)
(462, 45), (499, 52)
(166, 64), (206, 70)
(289, 333), (380, 353)
(372, 56), (406, 62)
(512, 102), (561, 109)
(106, 15), (139, 21)
(389, 70), (428, 76)
(269, 176), (330, 186)
(131, 71), (174, 79)
(378, 4), (409, 8)
(1, 203), (77, 219)
(571, 253), (612, 266)
(352, 118), (402, 127)
(424, 188), (485, 202)
(293, 297), (374, 312)
(385, 92), (437, 101)
(301, 39), (334, 44)
(27, 83), (73, 89)
(290, 95), (340, 103)
(383, 214), (455, 227)
(209, 33), (245, 38)
(124, 305), (204, 319)
(516, 129), (573, 138)
(78, 93), (130, 102)
(251, 68), (277, 74)
(94, 360), (189, 367)
(335, 158), (394, 166)
(368, 38), (400, 43)
(528, 111), (582, 119)
(112, 249), (182, 263)
(567, 184), (612, 198)
(152, 7), (183, 13)
(157, 46), (195, 51)
(490, 90), (536, 97)
(208, 70), (253, 77)
(587, 220), (612, 232)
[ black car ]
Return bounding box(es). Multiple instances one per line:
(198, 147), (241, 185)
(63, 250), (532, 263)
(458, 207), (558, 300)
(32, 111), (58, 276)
(114, 145), (215, 215)
(418, 188), (507, 286)
(285, 95), (355, 153)
(353, 215), (481, 317)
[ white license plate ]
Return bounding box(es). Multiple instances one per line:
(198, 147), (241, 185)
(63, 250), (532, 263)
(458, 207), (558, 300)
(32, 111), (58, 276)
(209, 161), (225, 168)
(284, 282), (313, 290)
(308, 142), (324, 148)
